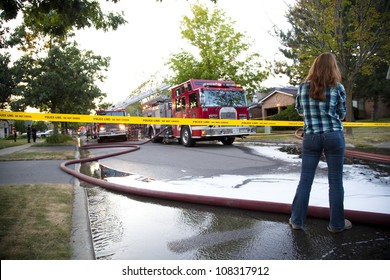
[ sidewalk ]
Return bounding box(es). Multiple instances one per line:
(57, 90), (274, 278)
(0, 141), (76, 185)
(0, 142), (36, 156)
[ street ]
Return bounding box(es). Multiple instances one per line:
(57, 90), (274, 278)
(80, 141), (390, 260)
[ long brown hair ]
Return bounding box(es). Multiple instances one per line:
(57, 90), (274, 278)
(305, 52), (341, 101)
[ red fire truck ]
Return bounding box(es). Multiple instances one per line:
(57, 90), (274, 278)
(95, 108), (129, 143)
(143, 79), (256, 146)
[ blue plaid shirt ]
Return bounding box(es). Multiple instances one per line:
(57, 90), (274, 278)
(296, 82), (347, 134)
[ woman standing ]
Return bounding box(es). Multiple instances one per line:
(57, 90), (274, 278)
(289, 52), (351, 233)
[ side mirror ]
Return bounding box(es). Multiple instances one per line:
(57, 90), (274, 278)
(200, 91), (205, 107)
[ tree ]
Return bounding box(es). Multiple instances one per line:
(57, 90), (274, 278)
(12, 40), (109, 115)
(167, 3), (270, 96)
(0, 53), (15, 109)
(0, 0), (126, 37)
(276, 0), (390, 122)
(0, 0), (126, 112)
(354, 61), (390, 120)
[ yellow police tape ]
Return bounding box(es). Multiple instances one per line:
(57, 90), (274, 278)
(1, 111), (389, 127)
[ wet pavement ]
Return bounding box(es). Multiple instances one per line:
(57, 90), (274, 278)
(84, 183), (390, 260)
(80, 149), (390, 260)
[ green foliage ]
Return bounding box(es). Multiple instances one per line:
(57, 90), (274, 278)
(269, 103), (303, 130)
(0, 0), (127, 37)
(270, 104), (302, 121)
(126, 102), (143, 116)
(167, 3), (270, 96)
(11, 40), (109, 114)
(32, 121), (48, 132)
(0, 53), (15, 109)
(354, 61), (390, 120)
(355, 61), (390, 100)
(275, 0), (390, 121)
(45, 133), (73, 144)
(0, 0), (125, 111)
(13, 120), (27, 133)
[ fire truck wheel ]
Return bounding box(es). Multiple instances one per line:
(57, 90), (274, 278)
(221, 137), (235, 145)
(181, 126), (195, 147)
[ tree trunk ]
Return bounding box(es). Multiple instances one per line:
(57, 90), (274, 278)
(343, 78), (355, 135)
(371, 95), (379, 121)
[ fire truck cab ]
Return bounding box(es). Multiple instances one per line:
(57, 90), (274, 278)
(95, 109), (128, 143)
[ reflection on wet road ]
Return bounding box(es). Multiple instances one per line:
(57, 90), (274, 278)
(83, 182), (390, 260)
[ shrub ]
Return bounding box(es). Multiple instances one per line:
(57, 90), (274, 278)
(270, 103), (303, 131)
(45, 134), (73, 144)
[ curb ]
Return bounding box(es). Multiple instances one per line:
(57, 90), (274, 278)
(70, 144), (95, 260)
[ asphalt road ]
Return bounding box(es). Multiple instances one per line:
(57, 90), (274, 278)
(88, 141), (286, 180)
(82, 141), (390, 260)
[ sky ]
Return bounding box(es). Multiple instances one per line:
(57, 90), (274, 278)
(107, 144), (390, 215)
(73, 0), (295, 105)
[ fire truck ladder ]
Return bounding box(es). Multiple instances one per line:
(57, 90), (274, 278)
(108, 83), (171, 110)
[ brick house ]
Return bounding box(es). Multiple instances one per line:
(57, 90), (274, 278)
(354, 98), (390, 120)
(249, 87), (298, 119)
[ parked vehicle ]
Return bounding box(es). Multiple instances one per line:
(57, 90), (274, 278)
(142, 79), (256, 146)
(22, 131), (42, 138)
(94, 109), (129, 143)
(40, 130), (53, 137)
(40, 130), (62, 137)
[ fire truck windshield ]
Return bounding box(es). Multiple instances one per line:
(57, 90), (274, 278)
(202, 90), (247, 107)
(96, 111), (125, 116)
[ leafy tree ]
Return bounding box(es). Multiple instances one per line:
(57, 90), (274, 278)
(32, 121), (49, 132)
(0, 0), (126, 37)
(13, 120), (28, 133)
(275, 0), (390, 122)
(0, 53), (15, 109)
(0, 0), (126, 113)
(12, 40), (109, 115)
(125, 102), (143, 117)
(167, 3), (270, 97)
(354, 61), (390, 120)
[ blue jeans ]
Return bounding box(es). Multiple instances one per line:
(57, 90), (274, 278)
(291, 130), (346, 230)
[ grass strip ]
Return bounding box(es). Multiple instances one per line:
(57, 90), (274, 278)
(0, 184), (73, 260)
(0, 151), (75, 161)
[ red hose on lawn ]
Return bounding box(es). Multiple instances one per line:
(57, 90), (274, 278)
(295, 128), (390, 163)
(60, 130), (390, 227)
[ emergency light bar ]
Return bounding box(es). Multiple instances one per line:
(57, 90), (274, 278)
(203, 82), (238, 88)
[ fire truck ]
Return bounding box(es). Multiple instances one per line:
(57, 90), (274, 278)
(143, 79), (256, 147)
(95, 108), (129, 143)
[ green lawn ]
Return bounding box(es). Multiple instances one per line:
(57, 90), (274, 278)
(0, 184), (73, 260)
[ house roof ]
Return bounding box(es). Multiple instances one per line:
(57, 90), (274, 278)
(259, 87), (298, 103)
(248, 86), (298, 109)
